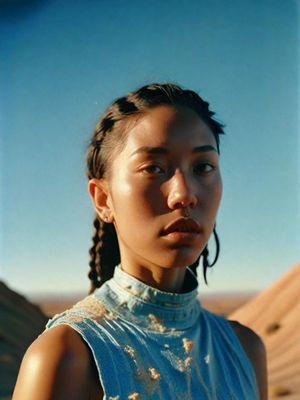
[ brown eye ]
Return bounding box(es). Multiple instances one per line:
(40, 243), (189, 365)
(143, 164), (165, 175)
(193, 163), (214, 175)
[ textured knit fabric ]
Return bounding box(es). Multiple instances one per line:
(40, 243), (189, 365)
(46, 267), (259, 400)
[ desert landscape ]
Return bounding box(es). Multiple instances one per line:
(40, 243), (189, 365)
(0, 262), (299, 399)
(230, 263), (300, 399)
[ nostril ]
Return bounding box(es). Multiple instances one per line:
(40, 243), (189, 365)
(167, 173), (198, 210)
(168, 193), (197, 210)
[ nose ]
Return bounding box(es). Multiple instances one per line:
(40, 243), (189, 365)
(167, 170), (198, 210)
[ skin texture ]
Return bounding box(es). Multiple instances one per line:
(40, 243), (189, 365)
(90, 106), (222, 292)
(12, 325), (103, 400)
(230, 321), (268, 400)
(12, 105), (268, 399)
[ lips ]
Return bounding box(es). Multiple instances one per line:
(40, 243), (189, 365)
(162, 218), (202, 236)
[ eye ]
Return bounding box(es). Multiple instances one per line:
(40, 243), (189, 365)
(193, 162), (214, 175)
(142, 164), (165, 175)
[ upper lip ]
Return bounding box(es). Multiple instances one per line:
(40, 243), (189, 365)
(161, 218), (202, 235)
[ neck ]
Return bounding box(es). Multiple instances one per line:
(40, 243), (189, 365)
(120, 262), (187, 293)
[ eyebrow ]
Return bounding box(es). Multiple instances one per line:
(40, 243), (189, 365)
(131, 145), (217, 156)
(192, 145), (218, 153)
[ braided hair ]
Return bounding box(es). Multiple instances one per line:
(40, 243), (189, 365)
(86, 83), (224, 293)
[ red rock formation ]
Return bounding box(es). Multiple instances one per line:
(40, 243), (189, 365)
(0, 281), (47, 399)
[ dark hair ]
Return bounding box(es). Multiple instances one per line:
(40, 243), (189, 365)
(86, 83), (224, 293)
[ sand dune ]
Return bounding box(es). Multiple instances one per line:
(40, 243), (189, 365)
(230, 263), (300, 399)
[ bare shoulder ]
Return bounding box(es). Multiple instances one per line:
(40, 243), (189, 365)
(229, 320), (265, 353)
(13, 324), (102, 400)
(229, 320), (268, 400)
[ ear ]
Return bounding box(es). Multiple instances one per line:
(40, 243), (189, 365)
(88, 178), (114, 223)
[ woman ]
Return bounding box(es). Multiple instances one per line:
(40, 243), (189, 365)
(13, 83), (268, 399)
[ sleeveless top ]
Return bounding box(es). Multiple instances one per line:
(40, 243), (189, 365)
(46, 267), (258, 400)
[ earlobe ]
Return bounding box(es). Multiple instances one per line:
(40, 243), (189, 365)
(88, 179), (113, 222)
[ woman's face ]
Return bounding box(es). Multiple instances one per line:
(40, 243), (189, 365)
(94, 106), (222, 281)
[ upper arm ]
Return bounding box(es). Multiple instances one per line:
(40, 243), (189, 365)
(229, 320), (268, 400)
(12, 324), (102, 400)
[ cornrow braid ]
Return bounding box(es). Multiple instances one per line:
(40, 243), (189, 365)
(132, 83), (223, 152)
(87, 83), (224, 293)
(88, 217), (101, 293)
(88, 217), (120, 294)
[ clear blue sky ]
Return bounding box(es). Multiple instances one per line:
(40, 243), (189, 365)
(0, 0), (299, 297)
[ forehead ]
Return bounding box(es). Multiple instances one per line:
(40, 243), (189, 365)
(125, 105), (217, 150)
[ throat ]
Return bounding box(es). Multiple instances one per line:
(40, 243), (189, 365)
(120, 263), (187, 293)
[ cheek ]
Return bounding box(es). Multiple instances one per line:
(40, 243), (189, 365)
(109, 177), (162, 222)
(140, 183), (166, 213)
(215, 176), (223, 205)
(203, 175), (223, 212)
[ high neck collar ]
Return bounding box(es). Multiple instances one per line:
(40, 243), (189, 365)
(95, 266), (202, 332)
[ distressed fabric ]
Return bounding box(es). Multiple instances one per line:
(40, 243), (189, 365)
(46, 267), (259, 400)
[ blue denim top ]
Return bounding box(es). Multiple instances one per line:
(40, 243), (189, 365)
(47, 267), (258, 399)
